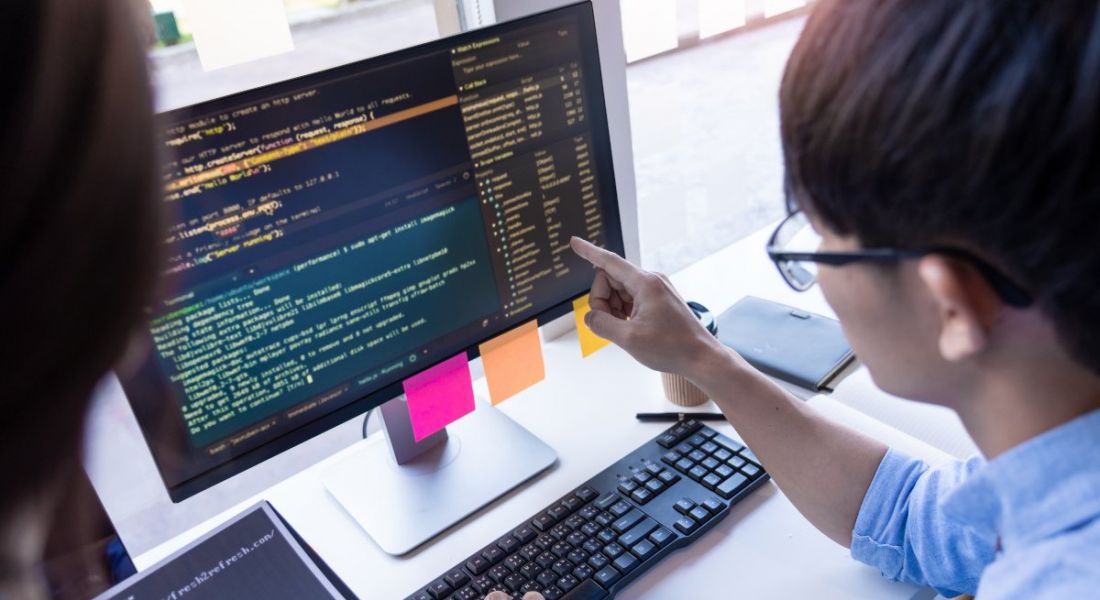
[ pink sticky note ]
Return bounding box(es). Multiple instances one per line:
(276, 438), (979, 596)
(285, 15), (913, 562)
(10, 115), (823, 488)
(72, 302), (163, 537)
(403, 353), (476, 442)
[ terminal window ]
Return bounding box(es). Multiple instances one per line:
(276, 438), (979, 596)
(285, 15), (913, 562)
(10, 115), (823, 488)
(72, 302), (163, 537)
(138, 11), (613, 470)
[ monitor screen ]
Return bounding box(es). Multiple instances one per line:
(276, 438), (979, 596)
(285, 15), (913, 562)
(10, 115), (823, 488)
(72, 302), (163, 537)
(121, 1), (623, 500)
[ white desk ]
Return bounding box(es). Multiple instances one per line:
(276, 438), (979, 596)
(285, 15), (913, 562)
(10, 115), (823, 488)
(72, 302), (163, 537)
(88, 224), (959, 599)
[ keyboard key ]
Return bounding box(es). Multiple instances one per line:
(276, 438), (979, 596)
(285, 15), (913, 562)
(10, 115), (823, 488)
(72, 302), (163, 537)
(550, 523), (572, 540)
(701, 457), (720, 470)
(426, 579), (451, 599)
(594, 565), (622, 587)
(618, 517), (658, 547)
(466, 555), (490, 575)
(579, 505), (600, 520)
(565, 515), (586, 530)
(520, 562), (542, 579)
(504, 573), (526, 592)
(673, 442), (693, 455)
(489, 564), (510, 583)
(445, 569), (470, 588)
(644, 479), (663, 493)
(717, 472), (749, 499)
(700, 441), (719, 454)
(588, 553), (609, 570)
(656, 433), (679, 448)
(742, 463), (762, 478)
(632, 539), (657, 560)
(594, 512), (614, 527)
(540, 586), (564, 600)
(537, 570), (559, 586)
(718, 437), (744, 452)
(595, 494), (619, 510)
(597, 528), (616, 544)
(471, 575), (494, 594)
(688, 449), (707, 462)
(504, 555), (526, 571)
(549, 504), (571, 521)
(657, 469), (680, 484)
(410, 592), (432, 600)
(573, 563), (594, 580)
(534, 513), (556, 531)
(644, 462), (663, 476)
(727, 455), (747, 469)
(688, 434), (706, 446)
(612, 553), (639, 573)
(609, 501), (632, 517)
(674, 516), (698, 535)
(674, 457), (694, 473)
(581, 522), (601, 537)
(700, 427), (718, 439)
(514, 525), (537, 543)
(583, 539), (602, 554)
(630, 488), (653, 504)
(576, 486), (599, 502)
(567, 548), (588, 565)
(675, 498), (696, 514)
(688, 465), (708, 481)
(536, 552), (556, 568)
(453, 586), (478, 600)
(702, 497), (724, 513)
(617, 480), (638, 495)
(715, 464), (735, 478)
(661, 450), (682, 465)
(612, 509), (644, 533)
(648, 527), (675, 547)
(740, 446), (759, 461)
(566, 531), (587, 547)
(631, 471), (652, 484)
(552, 559), (573, 576)
(702, 473), (722, 489)
(689, 506), (710, 522)
(602, 542), (625, 559)
(563, 495), (585, 512)
(535, 534), (555, 550)
(498, 535), (520, 554)
(520, 580), (542, 594)
(551, 542), (571, 558)
(556, 574), (579, 592)
(713, 448), (733, 461)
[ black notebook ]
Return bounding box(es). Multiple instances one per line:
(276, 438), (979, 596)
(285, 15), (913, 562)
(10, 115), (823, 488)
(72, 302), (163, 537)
(716, 296), (855, 392)
(95, 502), (353, 600)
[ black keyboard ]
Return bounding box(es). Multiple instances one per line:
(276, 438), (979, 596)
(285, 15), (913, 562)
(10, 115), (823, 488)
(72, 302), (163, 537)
(407, 419), (770, 600)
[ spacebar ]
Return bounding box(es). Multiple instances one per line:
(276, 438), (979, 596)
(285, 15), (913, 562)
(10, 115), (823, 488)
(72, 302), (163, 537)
(561, 579), (609, 600)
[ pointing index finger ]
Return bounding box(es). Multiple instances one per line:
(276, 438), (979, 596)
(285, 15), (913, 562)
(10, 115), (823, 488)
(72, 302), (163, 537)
(570, 237), (643, 289)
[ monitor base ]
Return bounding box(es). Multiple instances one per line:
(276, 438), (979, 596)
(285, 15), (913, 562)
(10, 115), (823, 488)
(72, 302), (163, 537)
(323, 399), (557, 556)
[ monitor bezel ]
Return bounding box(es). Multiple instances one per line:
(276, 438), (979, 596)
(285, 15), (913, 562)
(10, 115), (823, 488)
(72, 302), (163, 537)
(123, 0), (625, 502)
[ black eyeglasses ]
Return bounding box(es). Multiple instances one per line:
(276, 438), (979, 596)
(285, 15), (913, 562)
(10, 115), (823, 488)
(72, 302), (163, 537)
(766, 211), (1033, 308)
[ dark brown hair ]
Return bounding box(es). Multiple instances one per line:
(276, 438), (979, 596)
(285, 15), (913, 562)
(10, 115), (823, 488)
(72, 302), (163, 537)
(781, 1), (1100, 374)
(0, 0), (161, 523)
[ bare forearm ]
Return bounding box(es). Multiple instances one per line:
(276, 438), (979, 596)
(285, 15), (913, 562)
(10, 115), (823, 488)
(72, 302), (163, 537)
(688, 342), (888, 547)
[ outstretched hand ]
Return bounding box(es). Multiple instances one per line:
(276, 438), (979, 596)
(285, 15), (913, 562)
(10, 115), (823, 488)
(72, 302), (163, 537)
(569, 237), (725, 379)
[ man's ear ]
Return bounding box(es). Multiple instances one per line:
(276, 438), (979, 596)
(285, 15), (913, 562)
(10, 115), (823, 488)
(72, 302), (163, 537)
(917, 255), (999, 362)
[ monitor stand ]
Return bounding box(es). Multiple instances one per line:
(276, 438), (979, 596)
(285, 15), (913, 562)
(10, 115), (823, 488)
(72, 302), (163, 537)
(322, 396), (557, 555)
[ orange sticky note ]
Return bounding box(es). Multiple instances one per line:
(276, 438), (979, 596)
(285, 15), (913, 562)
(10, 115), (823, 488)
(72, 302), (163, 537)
(573, 294), (610, 357)
(479, 320), (545, 405)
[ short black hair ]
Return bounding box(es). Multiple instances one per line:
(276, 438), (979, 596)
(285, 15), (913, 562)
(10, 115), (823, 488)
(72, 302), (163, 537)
(780, 1), (1100, 375)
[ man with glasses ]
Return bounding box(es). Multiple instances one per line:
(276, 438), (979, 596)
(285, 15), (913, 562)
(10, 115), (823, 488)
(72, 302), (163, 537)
(562, 1), (1100, 598)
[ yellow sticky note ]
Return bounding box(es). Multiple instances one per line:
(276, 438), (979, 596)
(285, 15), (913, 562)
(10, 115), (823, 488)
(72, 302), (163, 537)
(573, 294), (610, 357)
(479, 320), (545, 406)
(184, 0), (295, 72)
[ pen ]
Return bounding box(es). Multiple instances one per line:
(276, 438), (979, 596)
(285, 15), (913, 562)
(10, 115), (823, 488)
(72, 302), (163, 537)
(635, 412), (726, 423)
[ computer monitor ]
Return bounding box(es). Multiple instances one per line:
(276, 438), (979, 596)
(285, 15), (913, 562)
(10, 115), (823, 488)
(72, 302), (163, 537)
(121, 0), (623, 545)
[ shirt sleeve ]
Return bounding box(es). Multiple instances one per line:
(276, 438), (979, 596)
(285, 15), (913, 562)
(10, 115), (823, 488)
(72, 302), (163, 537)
(850, 448), (998, 598)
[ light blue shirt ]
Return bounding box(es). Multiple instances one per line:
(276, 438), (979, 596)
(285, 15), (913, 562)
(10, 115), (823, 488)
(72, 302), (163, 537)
(851, 408), (1100, 598)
